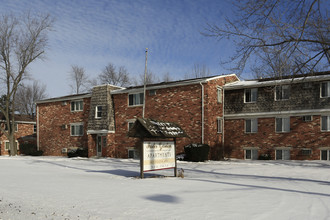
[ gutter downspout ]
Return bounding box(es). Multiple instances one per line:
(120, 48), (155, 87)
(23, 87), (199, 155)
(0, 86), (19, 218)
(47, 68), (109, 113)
(37, 105), (39, 151)
(222, 87), (225, 159)
(200, 82), (204, 144)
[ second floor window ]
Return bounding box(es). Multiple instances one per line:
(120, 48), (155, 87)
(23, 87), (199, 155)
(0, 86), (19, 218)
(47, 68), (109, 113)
(276, 117), (290, 133)
(71, 123), (84, 136)
(71, 100), (83, 111)
(245, 118), (258, 133)
(4, 123), (18, 132)
(129, 93), (144, 106)
(275, 85), (290, 100)
(95, 106), (103, 118)
(321, 82), (330, 98)
(245, 88), (257, 103)
(321, 116), (330, 132)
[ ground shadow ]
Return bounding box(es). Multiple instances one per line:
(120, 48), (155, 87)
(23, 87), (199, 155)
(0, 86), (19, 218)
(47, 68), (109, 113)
(144, 194), (181, 203)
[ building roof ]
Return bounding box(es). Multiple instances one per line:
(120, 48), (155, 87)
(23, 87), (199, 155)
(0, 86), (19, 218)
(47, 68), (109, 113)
(111, 74), (238, 94)
(0, 113), (36, 123)
(127, 118), (188, 138)
(224, 71), (330, 90)
(35, 93), (92, 104)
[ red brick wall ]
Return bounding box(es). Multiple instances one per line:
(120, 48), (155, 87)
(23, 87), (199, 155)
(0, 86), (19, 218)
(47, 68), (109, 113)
(0, 123), (35, 155)
(38, 98), (90, 156)
(224, 116), (330, 160)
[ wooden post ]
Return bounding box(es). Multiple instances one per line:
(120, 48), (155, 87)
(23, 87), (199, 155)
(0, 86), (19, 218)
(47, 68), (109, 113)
(174, 138), (177, 177)
(140, 139), (144, 178)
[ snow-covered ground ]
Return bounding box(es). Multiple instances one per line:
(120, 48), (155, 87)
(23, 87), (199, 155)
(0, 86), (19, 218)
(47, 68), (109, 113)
(0, 156), (330, 220)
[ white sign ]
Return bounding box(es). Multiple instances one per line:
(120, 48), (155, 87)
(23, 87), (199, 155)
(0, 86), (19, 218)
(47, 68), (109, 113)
(143, 141), (175, 172)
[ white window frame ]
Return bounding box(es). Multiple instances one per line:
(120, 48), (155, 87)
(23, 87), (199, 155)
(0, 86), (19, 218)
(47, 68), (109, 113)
(320, 81), (330, 98)
(244, 148), (258, 160)
(275, 85), (290, 101)
(244, 88), (258, 103)
(321, 115), (330, 132)
(320, 149), (330, 160)
(275, 148), (290, 160)
(4, 123), (18, 132)
(275, 117), (290, 133)
(128, 93), (144, 106)
(70, 123), (84, 136)
(4, 140), (19, 151)
(302, 115), (312, 122)
(95, 106), (103, 119)
(245, 118), (258, 133)
(217, 87), (222, 103)
(71, 100), (83, 112)
(217, 117), (222, 133)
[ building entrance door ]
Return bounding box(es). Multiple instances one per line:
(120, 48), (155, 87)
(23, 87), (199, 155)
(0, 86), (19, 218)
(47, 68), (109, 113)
(96, 135), (106, 157)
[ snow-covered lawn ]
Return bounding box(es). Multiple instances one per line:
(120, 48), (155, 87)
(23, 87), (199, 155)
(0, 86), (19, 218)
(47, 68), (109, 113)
(0, 156), (330, 220)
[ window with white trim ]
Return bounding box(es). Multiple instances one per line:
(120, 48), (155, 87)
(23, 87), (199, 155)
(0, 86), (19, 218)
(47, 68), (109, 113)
(95, 106), (103, 119)
(71, 123), (84, 136)
(128, 93), (144, 106)
(71, 100), (83, 111)
(276, 117), (290, 133)
(4, 141), (19, 151)
(217, 87), (222, 103)
(245, 88), (257, 103)
(275, 85), (290, 100)
(320, 81), (330, 98)
(321, 149), (330, 160)
(275, 149), (290, 160)
(4, 123), (18, 132)
(321, 116), (330, 131)
(217, 118), (222, 133)
(245, 149), (258, 160)
(245, 118), (258, 133)
(128, 121), (135, 131)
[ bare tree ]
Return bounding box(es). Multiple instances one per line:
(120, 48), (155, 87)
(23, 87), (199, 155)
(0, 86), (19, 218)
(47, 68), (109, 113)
(162, 72), (173, 82)
(69, 65), (89, 94)
(205, 0), (329, 77)
(0, 13), (53, 155)
(133, 70), (160, 86)
(185, 63), (212, 79)
(98, 63), (130, 87)
(15, 81), (47, 115)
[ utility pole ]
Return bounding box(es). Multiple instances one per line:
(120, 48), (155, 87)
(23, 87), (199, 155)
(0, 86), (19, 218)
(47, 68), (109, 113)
(142, 48), (148, 118)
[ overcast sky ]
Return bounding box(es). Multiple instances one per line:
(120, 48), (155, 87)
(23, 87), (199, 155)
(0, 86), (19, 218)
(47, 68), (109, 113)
(0, 0), (242, 98)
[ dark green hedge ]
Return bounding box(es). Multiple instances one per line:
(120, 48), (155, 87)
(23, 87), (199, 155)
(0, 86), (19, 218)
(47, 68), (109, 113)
(184, 143), (210, 162)
(19, 144), (43, 156)
(68, 147), (88, 158)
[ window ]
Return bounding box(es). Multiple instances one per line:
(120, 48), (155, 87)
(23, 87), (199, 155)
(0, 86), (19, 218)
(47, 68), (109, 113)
(302, 115), (312, 122)
(71, 123), (84, 136)
(128, 121), (135, 131)
(33, 124), (37, 133)
(301, 149), (312, 156)
(149, 90), (156, 96)
(275, 85), (290, 100)
(321, 82), (330, 98)
(275, 149), (290, 160)
(4, 123), (18, 132)
(217, 87), (222, 103)
(245, 118), (258, 133)
(276, 117), (290, 133)
(71, 100), (83, 111)
(245, 149), (258, 160)
(321, 116), (330, 131)
(95, 106), (103, 118)
(217, 118), (222, 133)
(245, 88), (257, 103)
(128, 149), (140, 159)
(129, 93), (144, 106)
(4, 141), (19, 151)
(321, 150), (330, 160)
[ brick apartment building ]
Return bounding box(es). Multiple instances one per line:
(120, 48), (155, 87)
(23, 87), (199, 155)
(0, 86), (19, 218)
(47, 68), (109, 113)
(0, 114), (36, 155)
(223, 71), (330, 160)
(36, 74), (238, 159)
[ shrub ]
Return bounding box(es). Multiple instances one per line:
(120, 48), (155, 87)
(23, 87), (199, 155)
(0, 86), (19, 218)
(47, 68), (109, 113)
(184, 143), (210, 162)
(19, 144), (43, 156)
(67, 147), (88, 158)
(259, 154), (271, 160)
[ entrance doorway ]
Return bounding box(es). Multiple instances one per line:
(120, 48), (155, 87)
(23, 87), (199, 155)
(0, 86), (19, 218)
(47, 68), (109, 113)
(96, 135), (106, 157)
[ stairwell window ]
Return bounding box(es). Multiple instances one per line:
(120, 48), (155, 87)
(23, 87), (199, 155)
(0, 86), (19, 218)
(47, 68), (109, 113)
(128, 93), (144, 106)
(245, 88), (257, 103)
(245, 118), (258, 133)
(276, 117), (290, 133)
(275, 85), (290, 100)
(71, 123), (84, 136)
(217, 87), (222, 103)
(71, 100), (83, 111)
(321, 82), (330, 98)
(321, 116), (330, 131)
(95, 106), (103, 119)
(217, 118), (222, 133)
